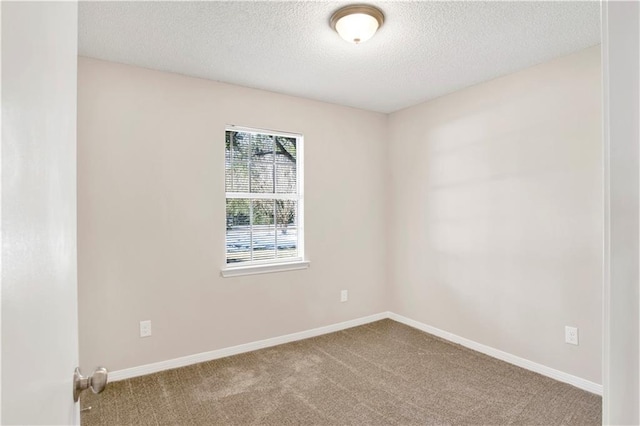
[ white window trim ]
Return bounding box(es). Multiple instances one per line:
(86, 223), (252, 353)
(222, 125), (307, 277)
(221, 260), (310, 278)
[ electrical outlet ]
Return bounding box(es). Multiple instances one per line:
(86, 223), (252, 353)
(340, 290), (348, 302)
(140, 320), (152, 338)
(565, 326), (578, 345)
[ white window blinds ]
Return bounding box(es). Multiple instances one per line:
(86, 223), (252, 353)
(225, 127), (303, 266)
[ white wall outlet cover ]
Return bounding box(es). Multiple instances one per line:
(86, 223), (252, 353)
(565, 326), (578, 345)
(340, 290), (348, 302)
(140, 320), (152, 338)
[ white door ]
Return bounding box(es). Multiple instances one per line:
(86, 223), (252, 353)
(602, 1), (640, 424)
(1, 2), (81, 424)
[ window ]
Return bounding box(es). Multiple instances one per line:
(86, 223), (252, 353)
(223, 126), (306, 275)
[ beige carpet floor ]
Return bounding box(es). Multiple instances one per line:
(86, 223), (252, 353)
(81, 319), (601, 425)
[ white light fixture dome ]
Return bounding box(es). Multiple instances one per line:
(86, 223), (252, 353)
(330, 4), (384, 44)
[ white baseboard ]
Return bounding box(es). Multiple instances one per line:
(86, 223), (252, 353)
(110, 311), (603, 397)
(109, 312), (388, 382)
(387, 312), (603, 396)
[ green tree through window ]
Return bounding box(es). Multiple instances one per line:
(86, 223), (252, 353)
(225, 128), (302, 265)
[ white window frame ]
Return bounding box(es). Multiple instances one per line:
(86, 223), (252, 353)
(221, 125), (308, 277)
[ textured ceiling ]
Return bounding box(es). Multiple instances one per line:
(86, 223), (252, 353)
(78, 1), (600, 113)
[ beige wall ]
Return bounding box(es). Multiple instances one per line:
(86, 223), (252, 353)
(77, 58), (389, 371)
(79, 48), (603, 385)
(387, 46), (602, 383)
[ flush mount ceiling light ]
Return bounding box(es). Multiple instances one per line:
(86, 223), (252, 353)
(330, 4), (385, 44)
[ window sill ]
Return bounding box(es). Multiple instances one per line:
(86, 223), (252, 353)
(221, 260), (310, 278)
